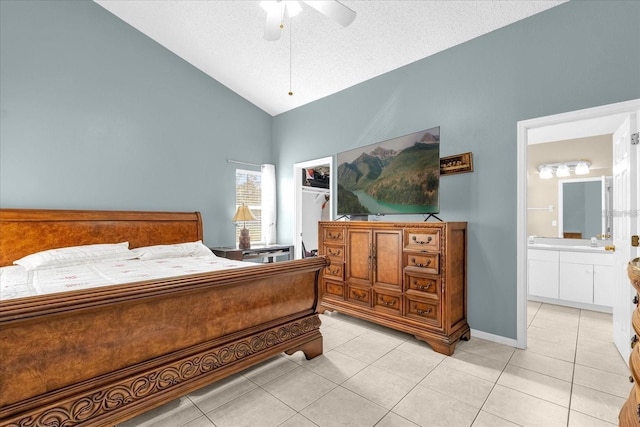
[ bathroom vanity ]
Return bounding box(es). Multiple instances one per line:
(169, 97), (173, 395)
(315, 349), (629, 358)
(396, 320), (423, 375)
(528, 238), (614, 312)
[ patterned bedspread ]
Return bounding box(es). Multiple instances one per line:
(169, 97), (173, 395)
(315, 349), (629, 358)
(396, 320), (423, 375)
(0, 255), (250, 300)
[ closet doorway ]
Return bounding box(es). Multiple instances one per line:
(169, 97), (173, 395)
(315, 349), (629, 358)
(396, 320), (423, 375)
(293, 157), (333, 260)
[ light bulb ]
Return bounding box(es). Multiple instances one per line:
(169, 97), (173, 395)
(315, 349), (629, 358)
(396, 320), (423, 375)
(539, 165), (553, 179)
(575, 160), (590, 175)
(556, 163), (570, 177)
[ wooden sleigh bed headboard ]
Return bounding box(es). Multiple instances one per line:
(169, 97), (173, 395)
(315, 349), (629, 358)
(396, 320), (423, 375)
(0, 208), (203, 267)
(0, 208), (327, 427)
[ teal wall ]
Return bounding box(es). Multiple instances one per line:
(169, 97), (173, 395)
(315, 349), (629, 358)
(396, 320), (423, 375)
(1, 0), (639, 340)
(273, 0), (640, 338)
(0, 0), (273, 246)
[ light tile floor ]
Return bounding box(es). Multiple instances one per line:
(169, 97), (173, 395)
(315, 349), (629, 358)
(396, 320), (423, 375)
(118, 302), (629, 427)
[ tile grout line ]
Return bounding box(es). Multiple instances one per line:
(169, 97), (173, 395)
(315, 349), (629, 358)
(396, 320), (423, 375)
(472, 302), (541, 427)
(564, 308), (581, 427)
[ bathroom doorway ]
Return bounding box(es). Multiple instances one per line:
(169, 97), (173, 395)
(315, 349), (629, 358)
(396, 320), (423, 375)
(517, 99), (640, 352)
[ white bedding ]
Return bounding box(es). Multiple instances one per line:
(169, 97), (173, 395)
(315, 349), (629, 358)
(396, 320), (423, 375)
(0, 254), (251, 301)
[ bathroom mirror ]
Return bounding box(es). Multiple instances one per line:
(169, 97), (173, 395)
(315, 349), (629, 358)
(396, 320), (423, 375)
(558, 176), (612, 240)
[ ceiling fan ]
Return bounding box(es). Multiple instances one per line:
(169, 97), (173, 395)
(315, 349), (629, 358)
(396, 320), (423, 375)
(260, 1), (356, 41)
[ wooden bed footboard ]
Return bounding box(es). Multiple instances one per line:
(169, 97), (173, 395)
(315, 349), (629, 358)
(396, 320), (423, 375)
(0, 209), (329, 426)
(0, 257), (328, 427)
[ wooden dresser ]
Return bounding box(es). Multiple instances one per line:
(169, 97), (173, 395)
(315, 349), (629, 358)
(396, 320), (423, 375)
(620, 258), (640, 426)
(318, 221), (469, 355)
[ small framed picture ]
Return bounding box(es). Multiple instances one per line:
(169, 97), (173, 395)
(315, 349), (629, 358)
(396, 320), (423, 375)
(440, 152), (474, 175)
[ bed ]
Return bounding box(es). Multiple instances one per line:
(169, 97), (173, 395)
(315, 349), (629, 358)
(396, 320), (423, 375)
(0, 208), (328, 427)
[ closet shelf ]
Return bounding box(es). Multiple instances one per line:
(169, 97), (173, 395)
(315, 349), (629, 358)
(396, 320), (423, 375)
(301, 186), (330, 194)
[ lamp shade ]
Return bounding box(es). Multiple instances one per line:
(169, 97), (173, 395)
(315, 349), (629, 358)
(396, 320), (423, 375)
(233, 204), (257, 222)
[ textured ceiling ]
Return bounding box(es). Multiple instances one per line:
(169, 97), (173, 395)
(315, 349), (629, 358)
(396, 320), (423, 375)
(94, 0), (566, 116)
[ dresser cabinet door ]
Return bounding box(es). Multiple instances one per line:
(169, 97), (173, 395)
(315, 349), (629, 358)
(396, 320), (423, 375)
(347, 229), (372, 287)
(373, 230), (403, 289)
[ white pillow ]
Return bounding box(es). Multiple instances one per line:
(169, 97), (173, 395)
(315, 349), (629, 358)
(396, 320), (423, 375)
(132, 241), (214, 260)
(14, 242), (133, 271)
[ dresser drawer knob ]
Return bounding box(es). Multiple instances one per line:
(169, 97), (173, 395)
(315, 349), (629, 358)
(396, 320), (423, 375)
(416, 308), (432, 316)
(634, 295), (639, 305)
(630, 375), (635, 383)
(411, 258), (431, 268)
(632, 334), (638, 349)
(352, 290), (367, 301)
(412, 235), (433, 245)
(415, 282), (432, 291)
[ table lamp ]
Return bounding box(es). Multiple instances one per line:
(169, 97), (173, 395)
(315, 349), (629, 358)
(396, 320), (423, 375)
(233, 203), (257, 249)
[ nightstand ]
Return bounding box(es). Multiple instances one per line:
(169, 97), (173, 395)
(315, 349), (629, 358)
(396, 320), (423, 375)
(209, 244), (294, 263)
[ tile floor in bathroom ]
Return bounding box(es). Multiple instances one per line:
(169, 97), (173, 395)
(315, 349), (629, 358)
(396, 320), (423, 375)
(118, 301), (628, 427)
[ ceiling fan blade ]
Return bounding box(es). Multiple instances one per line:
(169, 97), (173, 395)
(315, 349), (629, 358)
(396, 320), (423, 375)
(264, 3), (283, 41)
(302, 1), (356, 27)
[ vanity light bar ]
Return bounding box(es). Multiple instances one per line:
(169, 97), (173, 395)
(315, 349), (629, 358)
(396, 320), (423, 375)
(538, 160), (591, 179)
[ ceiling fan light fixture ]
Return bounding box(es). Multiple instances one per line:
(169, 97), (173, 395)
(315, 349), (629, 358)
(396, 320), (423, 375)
(262, 0), (356, 41)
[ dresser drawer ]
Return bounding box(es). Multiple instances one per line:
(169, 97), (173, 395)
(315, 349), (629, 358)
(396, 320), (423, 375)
(324, 262), (344, 280)
(404, 229), (440, 251)
(405, 297), (441, 327)
(405, 272), (440, 298)
(347, 286), (371, 306)
(324, 245), (345, 261)
(373, 290), (402, 315)
(322, 280), (345, 300)
(405, 253), (439, 274)
(323, 228), (345, 243)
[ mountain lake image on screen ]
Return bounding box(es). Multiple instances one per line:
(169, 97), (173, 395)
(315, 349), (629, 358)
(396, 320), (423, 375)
(336, 126), (440, 217)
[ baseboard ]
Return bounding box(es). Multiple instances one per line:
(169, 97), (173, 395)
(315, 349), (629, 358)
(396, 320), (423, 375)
(470, 328), (518, 348)
(528, 296), (612, 314)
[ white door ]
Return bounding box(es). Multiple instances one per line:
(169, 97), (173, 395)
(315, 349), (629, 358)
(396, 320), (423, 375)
(613, 112), (640, 362)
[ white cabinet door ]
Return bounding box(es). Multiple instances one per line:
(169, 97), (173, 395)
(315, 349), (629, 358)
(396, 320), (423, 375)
(559, 262), (594, 304)
(529, 257), (559, 299)
(594, 264), (614, 307)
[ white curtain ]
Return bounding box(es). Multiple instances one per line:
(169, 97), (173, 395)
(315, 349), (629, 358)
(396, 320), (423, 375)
(261, 164), (277, 244)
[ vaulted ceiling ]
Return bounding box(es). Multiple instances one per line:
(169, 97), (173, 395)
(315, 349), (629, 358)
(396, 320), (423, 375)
(94, 1), (566, 116)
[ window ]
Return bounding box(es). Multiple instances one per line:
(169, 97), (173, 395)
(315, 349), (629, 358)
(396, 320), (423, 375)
(235, 169), (262, 243)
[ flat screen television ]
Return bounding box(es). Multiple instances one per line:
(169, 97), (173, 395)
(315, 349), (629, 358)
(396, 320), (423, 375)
(336, 126), (440, 217)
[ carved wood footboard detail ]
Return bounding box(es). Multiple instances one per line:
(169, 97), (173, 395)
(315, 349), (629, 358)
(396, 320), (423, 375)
(2, 315), (322, 427)
(0, 210), (328, 427)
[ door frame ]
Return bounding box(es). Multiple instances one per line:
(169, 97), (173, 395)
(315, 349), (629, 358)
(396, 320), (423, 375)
(517, 99), (640, 349)
(293, 156), (333, 260)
